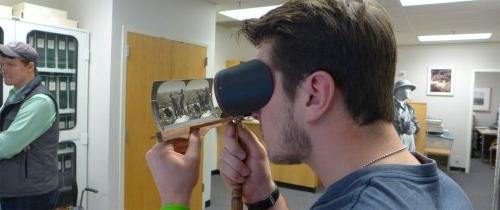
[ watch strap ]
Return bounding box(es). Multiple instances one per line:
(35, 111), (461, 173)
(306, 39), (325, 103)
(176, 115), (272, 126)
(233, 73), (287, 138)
(246, 187), (280, 210)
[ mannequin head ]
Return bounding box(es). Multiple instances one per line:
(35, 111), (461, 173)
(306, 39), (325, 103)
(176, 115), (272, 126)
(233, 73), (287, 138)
(394, 79), (416, 102)
(395, 87), (413, 101)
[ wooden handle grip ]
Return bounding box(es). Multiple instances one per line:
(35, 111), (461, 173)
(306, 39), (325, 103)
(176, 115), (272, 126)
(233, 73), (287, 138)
(231, 184), (243, 210)
(232, 120), (244, 210)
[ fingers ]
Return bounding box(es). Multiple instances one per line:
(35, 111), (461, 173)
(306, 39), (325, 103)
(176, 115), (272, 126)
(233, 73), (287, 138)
(219, 153), (248, 184)
(185, 129), (201, 160)
(221, 172), (239, 188)
(224, 122), (247, 160)
(220, 146), (250, 178)
(145, 143), (163, 168)
(235, 124), (267, 159)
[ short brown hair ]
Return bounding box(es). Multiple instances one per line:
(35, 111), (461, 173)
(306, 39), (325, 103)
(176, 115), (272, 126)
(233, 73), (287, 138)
(240, 0), (397, 125)
(19, 57), (38, 75)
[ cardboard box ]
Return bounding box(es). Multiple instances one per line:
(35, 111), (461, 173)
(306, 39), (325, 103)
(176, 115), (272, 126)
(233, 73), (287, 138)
(12, 3), (78, 28)
(0, 5), (12, 18)
(12, 2), (67, 19)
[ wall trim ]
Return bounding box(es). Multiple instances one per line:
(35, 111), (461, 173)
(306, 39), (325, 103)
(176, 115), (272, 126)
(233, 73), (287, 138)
(467, 69), (500, 174)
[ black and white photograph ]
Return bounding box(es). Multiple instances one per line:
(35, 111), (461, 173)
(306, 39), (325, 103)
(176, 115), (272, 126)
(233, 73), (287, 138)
(151, 79), (218, 131)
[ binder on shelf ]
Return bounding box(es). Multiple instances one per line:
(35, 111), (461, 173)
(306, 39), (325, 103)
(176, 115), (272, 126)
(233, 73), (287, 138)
(67, 38), (76, 70)
(56, 35), (67, 69)
(64, 158), (72, 170)
(59, 75), (68, 109)
(57, 157), (63, 171)
(48, 75), (57, 98)
(39, 74), (48, 87)
(27, 33), (35, 48)
(44, 74), (49, 87)
(67, 114), (75, 128)
(68, 76), (76, 109)
(35, 32), (46, 68)
(59, 114), (67, 129)
(46, 33), (56, 68)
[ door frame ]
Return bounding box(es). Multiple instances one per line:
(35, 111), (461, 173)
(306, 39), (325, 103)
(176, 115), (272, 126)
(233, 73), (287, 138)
(467, 69), (500, 209)
(117, 25), (211, 210)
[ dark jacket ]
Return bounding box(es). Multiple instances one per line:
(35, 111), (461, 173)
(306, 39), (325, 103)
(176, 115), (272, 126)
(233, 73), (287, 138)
(0, 76), (59, 198)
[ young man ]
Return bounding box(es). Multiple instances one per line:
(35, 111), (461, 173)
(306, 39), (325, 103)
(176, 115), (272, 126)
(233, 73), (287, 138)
(0, 41), (59, 210)
(146, 0), (472, 209)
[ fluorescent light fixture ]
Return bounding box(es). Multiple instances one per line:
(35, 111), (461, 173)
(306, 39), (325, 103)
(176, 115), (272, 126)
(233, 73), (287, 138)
(400, 0), (476, 6)
(218, 5), (281, 21)
(418, 33), (492, 42)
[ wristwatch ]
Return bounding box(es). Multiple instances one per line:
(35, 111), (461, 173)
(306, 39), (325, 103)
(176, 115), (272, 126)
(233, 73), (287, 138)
(246, 188), (280, 210)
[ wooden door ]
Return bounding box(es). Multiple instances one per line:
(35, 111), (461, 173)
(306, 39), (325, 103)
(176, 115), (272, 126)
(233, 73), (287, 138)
(171, 41), (206, 79)
(125, 32), (206, 210)
(410, 102), (427, 153)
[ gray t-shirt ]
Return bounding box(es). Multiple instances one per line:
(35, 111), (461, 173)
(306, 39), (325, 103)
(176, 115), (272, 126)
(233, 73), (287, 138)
(311, 153), (472, 210)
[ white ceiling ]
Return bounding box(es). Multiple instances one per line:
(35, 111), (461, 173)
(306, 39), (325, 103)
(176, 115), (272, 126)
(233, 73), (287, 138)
(207, 0), (500, 45)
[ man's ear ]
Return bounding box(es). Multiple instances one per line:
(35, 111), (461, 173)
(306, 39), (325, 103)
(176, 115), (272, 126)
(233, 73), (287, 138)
(28, 62), (35, 72)
(301, 71), (335, 122)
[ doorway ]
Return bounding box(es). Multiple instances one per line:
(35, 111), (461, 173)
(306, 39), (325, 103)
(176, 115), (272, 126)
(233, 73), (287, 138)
(466, 69), (500, 210)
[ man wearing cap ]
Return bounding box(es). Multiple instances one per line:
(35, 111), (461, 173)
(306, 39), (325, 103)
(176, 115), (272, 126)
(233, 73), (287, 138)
(393, 79), (420, 152)
(0, 41), (59, 210)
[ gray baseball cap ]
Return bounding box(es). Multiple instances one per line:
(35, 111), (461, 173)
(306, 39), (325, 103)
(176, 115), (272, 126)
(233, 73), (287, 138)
(0, 41), (38, 63)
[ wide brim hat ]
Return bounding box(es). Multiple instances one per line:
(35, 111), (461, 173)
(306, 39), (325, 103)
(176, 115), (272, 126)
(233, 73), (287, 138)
(394, 79), (416, 91)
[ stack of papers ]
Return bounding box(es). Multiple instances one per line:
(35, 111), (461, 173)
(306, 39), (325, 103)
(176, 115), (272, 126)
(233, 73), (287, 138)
(427, 117), (443, 134)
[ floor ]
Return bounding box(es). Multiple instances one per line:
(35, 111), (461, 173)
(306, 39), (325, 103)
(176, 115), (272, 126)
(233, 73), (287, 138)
(206, 174), (323, 210)
(447, 158), (496, 210)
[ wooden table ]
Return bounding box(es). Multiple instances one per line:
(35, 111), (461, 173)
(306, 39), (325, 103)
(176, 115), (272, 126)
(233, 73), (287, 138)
(475, 127), (498, 162)
(425, 132), (453, 171)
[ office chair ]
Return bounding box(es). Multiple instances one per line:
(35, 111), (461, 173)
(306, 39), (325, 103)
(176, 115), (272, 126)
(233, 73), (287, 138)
(490, 142), (498, 167)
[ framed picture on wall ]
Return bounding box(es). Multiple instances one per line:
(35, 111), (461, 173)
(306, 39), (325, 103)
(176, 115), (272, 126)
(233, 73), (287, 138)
(473, 88), (491, 111)
(427, 66), (454, 96)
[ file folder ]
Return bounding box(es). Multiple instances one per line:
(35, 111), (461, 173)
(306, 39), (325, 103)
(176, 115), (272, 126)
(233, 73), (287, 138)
(27, 33), (35, 48)
(67, 38), (76, 69)
(48, 75), (57, 98)
(56, 35), (67, 69)
(40, 74), (48, 87)
(67, 115), (75, 128)
(59, 75), (68, 109)
(68, 76), (76, 109)
(35, 32), (46, 68)
(59, 114), (67, 129)
(46, 33), (56, 68)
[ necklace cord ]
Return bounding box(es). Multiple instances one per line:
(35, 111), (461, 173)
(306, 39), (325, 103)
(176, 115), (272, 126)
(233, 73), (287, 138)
(361, 146), (407, 168)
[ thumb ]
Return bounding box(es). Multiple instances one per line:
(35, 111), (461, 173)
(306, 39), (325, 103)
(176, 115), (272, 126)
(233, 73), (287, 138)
(185, 129), (201, 160)
(236, 124), (267, 158)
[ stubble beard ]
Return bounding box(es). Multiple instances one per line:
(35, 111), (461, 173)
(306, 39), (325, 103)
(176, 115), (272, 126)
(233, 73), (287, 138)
(267, 108), (312, 164)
